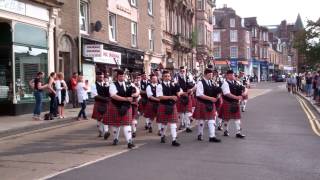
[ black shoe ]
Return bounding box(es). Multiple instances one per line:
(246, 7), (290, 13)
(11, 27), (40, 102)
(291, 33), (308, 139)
(128, 143), (135, 149)
(236, 133), (246, 139)
(148, 127), (153, 133)
(209, 137), (221, 143)
(157, 130), (161, 136)
(217, 126), (222, 131)
(172, 140), (180, 147)
(197, 134), (203, 141)
(224, 131), (229, 137)
(186, 128), (192, 133)
(103, 132), (111, 140)
(160, 136), (166, 143)
(112, 139), (119, 145)
(98, 131), (102, 137)
(144, 125), (148, 130)
(132, 132), (136, 138)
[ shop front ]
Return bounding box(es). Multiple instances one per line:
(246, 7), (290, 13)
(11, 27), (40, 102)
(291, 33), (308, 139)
(0, 0), (58, 115)
(260, 61), (268, 81)
(230, 59), (238, 74)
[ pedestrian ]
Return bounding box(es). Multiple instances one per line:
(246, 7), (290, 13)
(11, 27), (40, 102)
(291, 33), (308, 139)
(70, 72), (78, 108)
(106, 69), (138, 149)
(219, 70), (246, 138)
(193, 68), (221, 143)
(48, 72), (57, 117)
(31, 72), (48, 120)
(76, 75), (89, 120)
(156, 70), (181, 147)
(55, 72), (68, 119)
(306, 72), (313, 97)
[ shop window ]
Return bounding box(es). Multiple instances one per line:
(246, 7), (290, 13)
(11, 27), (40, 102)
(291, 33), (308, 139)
(80, 1), (89, 34)
(14, 23), (47, 48)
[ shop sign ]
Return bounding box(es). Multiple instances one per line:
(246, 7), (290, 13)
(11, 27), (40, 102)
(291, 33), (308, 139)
(83, 44), (103, 57)
(284, 66), (293, 71)
(94, 50), (122, 65)
(0, 0), (25, 15)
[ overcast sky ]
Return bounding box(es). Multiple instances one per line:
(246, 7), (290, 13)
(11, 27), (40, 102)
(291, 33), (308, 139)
(216, 0), (320, 26)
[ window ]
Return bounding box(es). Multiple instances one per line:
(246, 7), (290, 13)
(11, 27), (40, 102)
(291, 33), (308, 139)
(213, 30), (220, 42)
(230, 18), (235, 28)
(109, 13), (116, 41)
(148, 29), (154, 51)
(197, 23), (203, 45)
(230, 30), (238, 42)
(212, 15), (216, 26)
(130, 0), (137, 7)
(131, 22), (137, 47)
(246, 31), (250, 43)
(246, 47), (251, 59)
(148, 0), (153, 15)
(197, 0), (204, 10)
(213, 46), (221, 58)
(230, 46), (238, 58)
(80, 1), (89, 33)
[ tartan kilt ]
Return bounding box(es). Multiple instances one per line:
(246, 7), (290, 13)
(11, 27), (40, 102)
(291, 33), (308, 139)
(176, 95), (193, 113)
(144, 101), (158, 119)
(191, 95), (196, 107)
(192, 100), (216, 120)
(103, 102), (132, 127)
(92, 101), (108, 121)
(215, 98), (223, 112)
(218, 100), (241, 121)
(156, 103), (178, 124)
(132, 104), (139, 119)
(138, 98), (148, 114)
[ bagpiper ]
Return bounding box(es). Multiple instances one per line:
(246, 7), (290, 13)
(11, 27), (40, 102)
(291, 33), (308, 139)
(193, 68), (222, 142)
(105, 69), (140, 149)
(156, 70), (181, 147)
(91, 72), (110, 140)
(131, 74), (141, 138)
(219, 70), (247, 138)
(175, 66), (195, 133)
(138, 72), (150, 130)
(239, 71), (249, 112)
(145, 74), (161, 135)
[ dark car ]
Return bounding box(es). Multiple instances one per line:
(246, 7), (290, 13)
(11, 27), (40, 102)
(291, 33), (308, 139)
(275, 75), (285, 82)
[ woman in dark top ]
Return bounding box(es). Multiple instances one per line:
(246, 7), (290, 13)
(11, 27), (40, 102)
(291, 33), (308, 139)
(306, 72), (313, 97)
(32, 72), (48, 120)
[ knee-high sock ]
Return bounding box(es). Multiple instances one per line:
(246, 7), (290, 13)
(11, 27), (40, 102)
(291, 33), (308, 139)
(103, 124), (109, 133)
(242, 100), (247, 110)
(145, 118), (150, 125)
(132, 119), (138, 132)
(170, 123), (178, 141)
(208, 119), (216, 138)
(97, 120), (103, 132)
(197, 120), (204, 136)
(223, 120), (229, 132)
(157, 123), (162, 131)
(216, 117), (222, 127)
(112, 126), (120, 140)
(161, 124), (168, 137)
(123, 125), (133, 143)
(235, 119), (241, 134)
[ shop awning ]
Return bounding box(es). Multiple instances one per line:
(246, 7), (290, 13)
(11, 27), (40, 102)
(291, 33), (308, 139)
(238, 61), (249, 65)
(214, 60), (230, 65)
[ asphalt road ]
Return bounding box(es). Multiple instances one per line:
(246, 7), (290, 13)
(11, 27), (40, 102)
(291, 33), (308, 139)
(48, 83), (320, 180)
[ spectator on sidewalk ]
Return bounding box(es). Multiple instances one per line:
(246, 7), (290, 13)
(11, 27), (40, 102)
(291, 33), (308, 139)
(306, 72), (313, 97)
(76, 75), (89, 120)
(313, 72), (319, 100)
(31, 72), (48, 120)
(301, 74), (306, 92)
(55, 73), (68, 119)
(296, 74), (301, 92)
(286, 75), (292, 93)
(48, 72), (57, 117)
(70, 72), (78, 108)
(291, 75), (297, 94)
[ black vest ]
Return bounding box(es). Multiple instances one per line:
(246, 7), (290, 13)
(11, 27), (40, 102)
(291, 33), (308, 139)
(197, 79), (221, 104)
(140, 80), (148, 91)
(178, 75), (194, 92)
(148, 84), (158, 102)
(223, 81), (244, 102)
(160, 82), (178, 105)
(112, 82), (133, 106)
(96, 82), (110, 98)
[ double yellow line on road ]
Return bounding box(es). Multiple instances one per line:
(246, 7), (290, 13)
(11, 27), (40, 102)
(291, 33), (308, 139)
(296, 95), (320, 136)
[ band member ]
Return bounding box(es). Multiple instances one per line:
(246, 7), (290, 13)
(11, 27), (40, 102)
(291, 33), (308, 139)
(219, 70), (247, 138)
(91, 72), (111, 140)
(131, 75), (141, 138)
(145, 74), (160, 134)
(212, 70), (223, 131)
(156, 70), (181, 147)
(175, 66), (195, 133)
(106, 69), (139, 149)
(193, 68), (221, 143)
(138, 72), (149, 130)
(239, 72), (249, 112)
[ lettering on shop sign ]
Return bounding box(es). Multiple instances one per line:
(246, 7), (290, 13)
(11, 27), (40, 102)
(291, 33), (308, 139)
(0, 0), (26, 15)
(116, 4), (131, 15)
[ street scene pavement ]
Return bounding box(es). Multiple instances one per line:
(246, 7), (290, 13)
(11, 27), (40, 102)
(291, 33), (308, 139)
(1, 82), (320, 180)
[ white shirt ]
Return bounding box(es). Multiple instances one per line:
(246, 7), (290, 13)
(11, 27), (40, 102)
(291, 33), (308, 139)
(156, 81), (170, 97)
(76, 82), (88, 103)
(146, 83), (157, 97)
(109, 81), (138, 97)
(221, 80), (234, 95)
(196, 79), (212, 97)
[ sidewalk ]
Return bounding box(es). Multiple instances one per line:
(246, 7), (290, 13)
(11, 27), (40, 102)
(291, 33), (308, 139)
(296, 91), (320, 114)
(0, 105), (93, 138)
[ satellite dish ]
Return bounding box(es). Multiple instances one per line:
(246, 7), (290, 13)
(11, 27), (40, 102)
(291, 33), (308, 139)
(94, 21), (102, 32)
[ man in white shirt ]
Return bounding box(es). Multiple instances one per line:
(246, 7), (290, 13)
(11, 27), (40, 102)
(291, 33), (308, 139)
(156, 70), (181, 147)
(219, 70), (247, 138)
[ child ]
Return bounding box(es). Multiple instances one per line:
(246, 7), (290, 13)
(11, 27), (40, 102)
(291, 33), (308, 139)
(76, 75), (89, 120)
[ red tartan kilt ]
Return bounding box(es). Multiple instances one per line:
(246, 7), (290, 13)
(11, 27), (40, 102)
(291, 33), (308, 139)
(176, 95), (193, 113)
(218, 100), (241, 121)
(103, 102), (132, 127)
(191, 95), (196, 107)
(92, 101), (108, 121)
(132, 104), (138, 119)
(215, 98), (223, 112)
(144, 101), (158, 119)
(192, 100), (216, 120)
(138, 98), (147, 114)
(156, 104), (178, 124)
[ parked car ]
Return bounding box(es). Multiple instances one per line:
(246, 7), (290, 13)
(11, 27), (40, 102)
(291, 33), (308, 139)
(275, 75), (285, 82)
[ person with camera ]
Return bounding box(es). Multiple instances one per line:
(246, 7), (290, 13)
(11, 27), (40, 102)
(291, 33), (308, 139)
(107, 69), (139, 149)
(156, 70), (181, 147)
(219, 70), (247, 139)
(175, 66), (195, 133)
(193, 68), (221, 143)
(91, 72), (111, 140)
